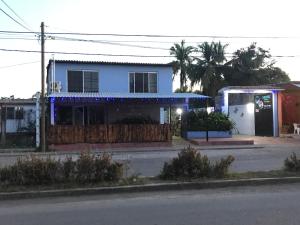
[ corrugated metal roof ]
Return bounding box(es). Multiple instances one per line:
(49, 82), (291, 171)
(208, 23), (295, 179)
(0, 98), (36, 104)
(48, 92), (209, 99)
(48, 60), (172, 68)
(218, 85), (284, 94)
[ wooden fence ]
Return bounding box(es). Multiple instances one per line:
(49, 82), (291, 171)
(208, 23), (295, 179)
(48, 124), (171, 144)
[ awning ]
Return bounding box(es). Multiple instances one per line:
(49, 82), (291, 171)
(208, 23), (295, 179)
(48, 92), (209, 104)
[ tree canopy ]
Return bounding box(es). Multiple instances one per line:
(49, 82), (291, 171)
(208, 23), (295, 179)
(170, 41), (290, 97)
(170, 40), (194, 91)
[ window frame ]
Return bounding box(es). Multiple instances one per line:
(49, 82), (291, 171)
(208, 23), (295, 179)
(128, 72), (158, 93)
(67, 69), (99, 93)
(6, 107), (15, 120)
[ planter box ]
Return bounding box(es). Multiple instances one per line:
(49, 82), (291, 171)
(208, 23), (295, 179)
(184, 131), (232, 139)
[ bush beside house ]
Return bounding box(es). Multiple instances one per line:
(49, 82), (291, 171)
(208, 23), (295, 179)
(184, 111), (234, 138)
(0, 152), (123, 186)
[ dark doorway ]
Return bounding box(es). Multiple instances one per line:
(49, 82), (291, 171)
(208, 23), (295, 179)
(254, 94), (273, 136)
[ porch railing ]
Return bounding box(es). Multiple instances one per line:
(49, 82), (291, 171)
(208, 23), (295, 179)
(48, 124), (171, 144)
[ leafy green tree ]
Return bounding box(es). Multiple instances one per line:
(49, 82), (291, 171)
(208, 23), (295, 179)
(170, 40), (194, 91)
(188, 41), (228, 97)
(224, 43), (290, 85)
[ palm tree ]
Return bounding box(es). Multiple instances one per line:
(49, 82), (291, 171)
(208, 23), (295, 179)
(189, 41), (228, 97)
(170, 40), (194, 92)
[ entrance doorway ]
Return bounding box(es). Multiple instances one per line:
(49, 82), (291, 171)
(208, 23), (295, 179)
(254, 94), (273, 136)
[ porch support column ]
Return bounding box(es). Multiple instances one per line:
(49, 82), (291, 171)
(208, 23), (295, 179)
(272, 91), (279, 137)
(50, 100), (55, 125)
(223, 91), (229, 115)
(159, 107), (164, 124)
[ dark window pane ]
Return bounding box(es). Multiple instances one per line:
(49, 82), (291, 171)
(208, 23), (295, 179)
(15, 107), (24, 119)
(84, 71), (98, 92)
(74, 107), (84, 125)
(68, 71), (83, 92)
(56, 106), (72, 125)
(129, 73), (134, 93)
(88, 106), (104, 124)
(6, 107), (14, 119)
(135, 73), (143, 93)
(149, 73), (157, 93)
(143, 73), (149, 93)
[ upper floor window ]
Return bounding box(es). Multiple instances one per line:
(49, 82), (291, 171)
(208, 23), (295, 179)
(68, 70), (98, 92)
(129, 72), (157, 93)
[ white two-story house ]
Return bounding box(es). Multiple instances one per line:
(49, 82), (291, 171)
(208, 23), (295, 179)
(47, 60), (208, 144)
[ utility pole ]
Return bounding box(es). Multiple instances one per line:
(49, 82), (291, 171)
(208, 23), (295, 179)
(0, 105), (6, 146)
(41, 22), (46, 152)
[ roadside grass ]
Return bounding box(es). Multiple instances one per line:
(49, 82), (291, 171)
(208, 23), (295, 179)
(1, 170), (300, 193)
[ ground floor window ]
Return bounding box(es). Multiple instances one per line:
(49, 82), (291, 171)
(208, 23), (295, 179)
(55, 105), (104, 125)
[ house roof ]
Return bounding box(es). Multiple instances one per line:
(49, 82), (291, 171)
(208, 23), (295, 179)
(0, 98), (36, 105)
(274, 81), (300, 90)
(47, 60), (172, 69)
(48, 92), (209, 99)
(218, 85), (284, 94)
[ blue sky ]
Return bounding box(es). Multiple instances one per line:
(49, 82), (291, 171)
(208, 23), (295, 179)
(0, 0), (300, 97)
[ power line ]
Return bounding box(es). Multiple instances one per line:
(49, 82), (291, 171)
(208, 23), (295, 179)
(0, 0), (32, 30)
(0, 48), (172, 57)
(0, 60), (39, 69)
(0, 30), (300, 39)
(51, 36), (170, 50)
(0, 7), (31, 32)
(0, 47), (299, 58)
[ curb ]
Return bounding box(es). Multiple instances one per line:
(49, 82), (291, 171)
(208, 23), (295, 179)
(0, 145), (264, 157)
(1, 177), (300, 200)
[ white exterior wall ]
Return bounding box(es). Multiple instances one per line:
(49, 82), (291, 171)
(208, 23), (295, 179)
(5, 105), (36, 133)
(229, 104), (255, 135)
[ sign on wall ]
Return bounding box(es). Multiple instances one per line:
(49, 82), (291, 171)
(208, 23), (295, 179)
(255, 94), (272, 112)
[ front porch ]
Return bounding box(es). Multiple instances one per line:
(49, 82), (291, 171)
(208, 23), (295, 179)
(47, 92), (209, 144)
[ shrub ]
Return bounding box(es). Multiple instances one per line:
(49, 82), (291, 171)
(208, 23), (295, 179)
(160, 146), (234, 179)
(106, 162), (123, 182)
(13, 156), (62, 185)
(186, 111), (234, 131)
(213, 156), (235, 178)
(76, 152), (95, 183)
(0, 152), (124, 186)
(63, 156), (76, 181)
(284, 152), (300, 172)
(94, 153), (113, 182)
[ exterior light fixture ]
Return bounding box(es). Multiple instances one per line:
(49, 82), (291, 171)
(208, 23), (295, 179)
(176, 108), (183, 115)
(246, 103), (254, 113)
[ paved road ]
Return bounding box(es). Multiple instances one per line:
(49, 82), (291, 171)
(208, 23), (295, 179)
(1, 183), (300, 225)
(120, 145), (300, 176)
(0, 145), (300, 176)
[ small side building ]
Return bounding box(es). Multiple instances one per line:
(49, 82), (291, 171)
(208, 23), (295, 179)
(216, 86), (283, 137)
(275, 81), (300, 133)
(0, 98), (38, 147)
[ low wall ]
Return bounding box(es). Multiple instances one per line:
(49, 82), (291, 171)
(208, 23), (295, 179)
(48, 124), (171, 144)
(185, 131), (232, 139)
